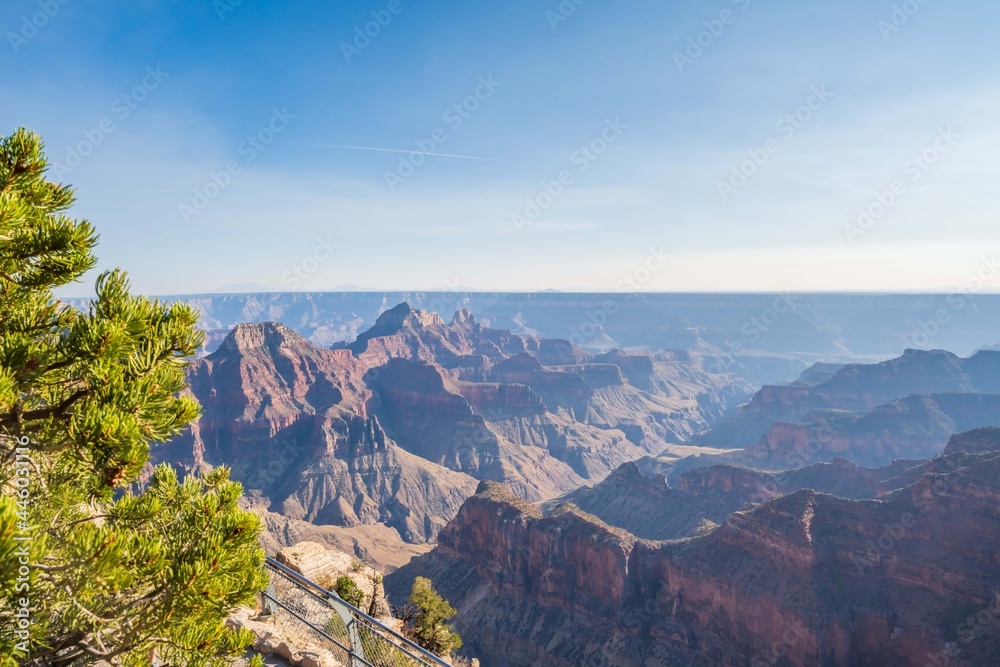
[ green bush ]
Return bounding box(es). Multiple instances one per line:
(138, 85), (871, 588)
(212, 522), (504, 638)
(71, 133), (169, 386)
(336, 575), (366, 608)
(407, 577), (462, 657)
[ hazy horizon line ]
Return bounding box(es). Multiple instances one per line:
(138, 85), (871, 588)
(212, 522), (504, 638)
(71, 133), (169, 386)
(57, 288), (1000, 300)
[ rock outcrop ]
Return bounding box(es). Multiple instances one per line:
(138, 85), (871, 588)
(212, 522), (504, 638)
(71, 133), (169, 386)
(275, 541), (389, 617)
(552, 454), (927, 542)
(156, 322), (477, 545)
(275, 541), (354, 588)
(388, 429), (1000, 666)
(160, 305), (751, 560)
(663, 390), (1000, 479)
(227, 607), (343, 667)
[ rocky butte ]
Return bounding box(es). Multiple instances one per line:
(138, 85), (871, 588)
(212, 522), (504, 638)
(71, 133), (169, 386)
(387, 427), (1000, 666)
(157, 304), (750, 567)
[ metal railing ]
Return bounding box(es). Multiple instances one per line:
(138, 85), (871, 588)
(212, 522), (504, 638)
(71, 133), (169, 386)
(261, 556), (450, 667)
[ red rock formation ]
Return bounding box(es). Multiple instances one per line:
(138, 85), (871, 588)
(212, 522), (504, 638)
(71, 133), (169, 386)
(161, 305), (756, 555)
(365, 357), (646, 499)
(747, 393), (1000, 469)
(157, 322), (476, 544)
(456, 383), (546, 417)
(437, 482), (635, 617)
(346, 303), (743, 458)
(490, 353), (594, 418)
(389, 431), (1000, 666)
(693, 349), (1000, 450)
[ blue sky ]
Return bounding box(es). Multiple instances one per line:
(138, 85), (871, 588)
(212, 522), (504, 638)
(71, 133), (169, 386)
(3, 0), (999, 295)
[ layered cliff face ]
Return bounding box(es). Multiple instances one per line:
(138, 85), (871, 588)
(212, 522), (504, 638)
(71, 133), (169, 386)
(365, 357), (647, 500)
(156, 322), (477, 545)
(388, 429), (1000, 666)
(346, 303), (528, 368)
(352, 305), (755, 456)
(273, 412), (477, 543)
(483, 350), (742, 450)
(552, 454), (926, 542)
(944, 426), (1000, 454)
(693, 349), (1000, 450)
(734, 392), (1000, 471)
(676, 456), (924, 502)
(161, 322), (363, 474)
(161, 305), (751, 556)
(656, 392), (1000, 491)
(352, 305), (752, 499)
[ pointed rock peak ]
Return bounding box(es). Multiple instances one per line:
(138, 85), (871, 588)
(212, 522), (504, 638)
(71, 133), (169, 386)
(606, 461), (668, 488)
(496, 352), (543, 371)
(611, 461), (643, 480)
(772, 488), (822, 515)
(372, 302), (413, 329)
(452, 309), (477, 326)
(373, 302), (445, 331)
(218, 322), (308, 354)
(384, 301), (415, 316)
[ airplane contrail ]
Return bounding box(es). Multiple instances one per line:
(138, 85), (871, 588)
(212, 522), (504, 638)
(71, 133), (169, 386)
(297, 142), (568, 167)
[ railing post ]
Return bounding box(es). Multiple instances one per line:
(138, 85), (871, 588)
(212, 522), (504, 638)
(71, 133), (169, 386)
(330, 596), (366, 666)
(260, 582), (278, 616)
(347, 616), (366, 667)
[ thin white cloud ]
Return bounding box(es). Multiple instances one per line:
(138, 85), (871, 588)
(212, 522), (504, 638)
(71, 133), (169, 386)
(296, 142), (568, 167)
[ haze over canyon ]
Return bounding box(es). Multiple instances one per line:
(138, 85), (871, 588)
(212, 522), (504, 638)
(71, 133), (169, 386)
(149, 293), (1000, 665)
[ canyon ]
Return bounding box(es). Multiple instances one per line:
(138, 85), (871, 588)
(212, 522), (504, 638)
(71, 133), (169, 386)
(149, 297), (1000, 664)
(388, 428), (1000, 666)
(156, 303), (749, 566)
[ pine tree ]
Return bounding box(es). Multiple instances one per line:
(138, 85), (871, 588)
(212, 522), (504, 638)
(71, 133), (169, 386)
(0, 128), (267, 666)
(407, 577), (462, 657)
(334, 576), (365, 609)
